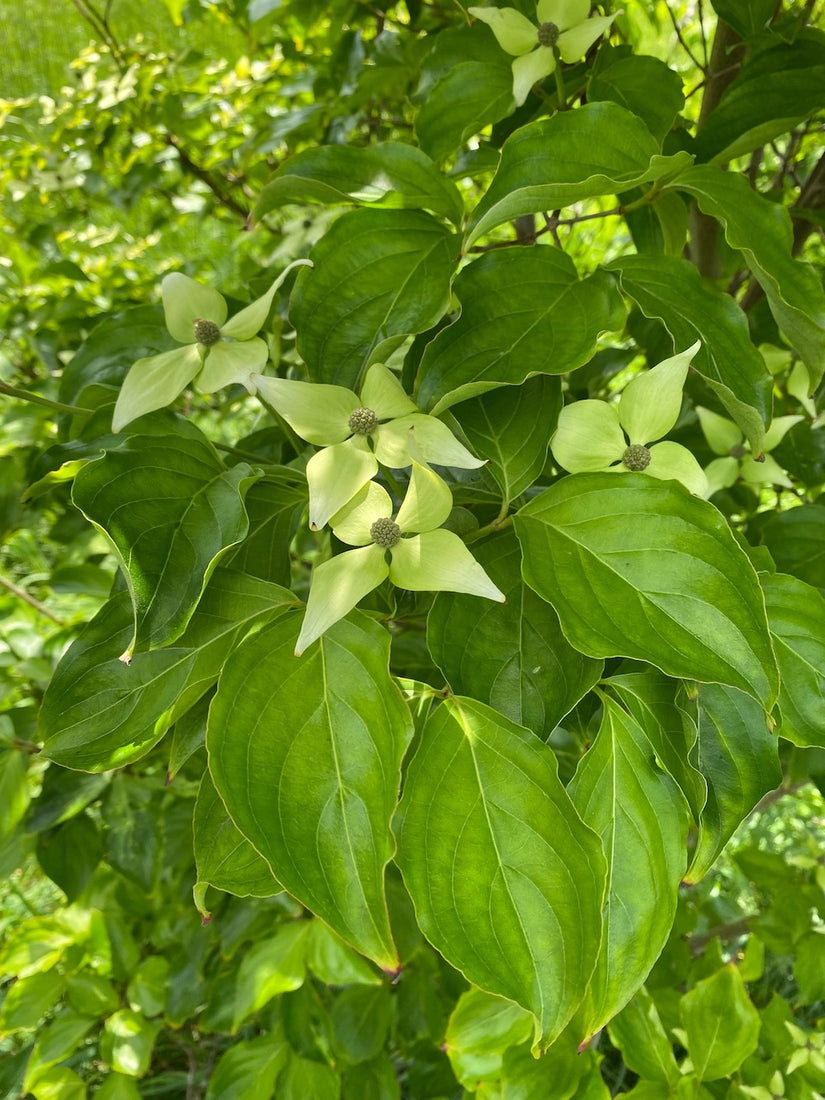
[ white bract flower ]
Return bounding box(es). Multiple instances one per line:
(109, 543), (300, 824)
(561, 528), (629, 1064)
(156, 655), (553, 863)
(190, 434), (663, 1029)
(112, 259), (311, 432)
(469, 0), (619, 107)
(295, 460), (505, 656)
(697, 407), (803, 495)
(551, 342), (708, 496)
(253, 362), (484, 530)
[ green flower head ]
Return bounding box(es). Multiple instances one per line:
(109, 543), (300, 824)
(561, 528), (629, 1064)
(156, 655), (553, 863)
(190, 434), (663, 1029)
(551, 341), (709, 496)
(112, 259), (311, 432)
(469, 0), (619, 107)
(697, 407), (802, 495)
(295, 459), (505, 656)
(253, 362), (485, 531)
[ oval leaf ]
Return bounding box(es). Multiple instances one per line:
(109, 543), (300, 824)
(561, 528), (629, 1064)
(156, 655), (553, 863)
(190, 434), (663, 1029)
(762, 572), (825, 747)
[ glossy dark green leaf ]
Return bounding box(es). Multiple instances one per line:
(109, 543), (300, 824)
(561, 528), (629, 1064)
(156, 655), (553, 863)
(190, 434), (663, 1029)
(416, 247), (624, 413)
(605, 672), (706, 824)
(394, 695), (607, 1050)
(686, 683), (781, 882)
(569, 696), (689, 1038)
(290, 208), (459, 388)
(205, 1034), (288, 1100)
(427, 532), (602, 738)
(607, 986), (680, 1085)
(341, 1054), (400, 1100)
(208, 612), (413, 970)
(255, 142), (463, 226)
(680, 966), (760, 1080)
(675, 164), (825, 389)
(466, 103), (693, 247)
(607, 254), (772, 449)
(193, 769), (282, 914)
(72, 423), (261, 652)
(695, 33), (825, 163)
(451, 376), (561, 503)
(39, 570), (295, 771)
(762, 572), (825, 747)
(760, 504), (825, 590)
(224, 469), (306, 586)
(515, 474), (779, 707)
(331, 984), (393, 1063)
(416, 61), (514, 164)
(589, 49), (684, 143)
(36, 812), (102, 902)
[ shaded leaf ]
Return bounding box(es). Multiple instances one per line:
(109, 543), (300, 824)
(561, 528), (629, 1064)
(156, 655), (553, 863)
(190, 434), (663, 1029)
(762, 572), (825, 747)
(680, 966), (760, 1081)
(760, 504), (825, 590)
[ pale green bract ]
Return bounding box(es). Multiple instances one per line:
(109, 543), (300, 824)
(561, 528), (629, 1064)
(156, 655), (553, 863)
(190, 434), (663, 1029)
(551, 342), (709, 496)
(295, 460), (505, 656)
(469, 0), (619, 107)
(253, 362), (484, 530)
(697, 406), (803, 495)
(112, 259), (311, 432)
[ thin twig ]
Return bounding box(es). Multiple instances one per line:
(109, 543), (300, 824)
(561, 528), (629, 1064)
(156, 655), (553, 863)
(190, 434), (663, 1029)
(0, 380), (92, 416)
(166, 134), (250, 221)
(0, 574), (66, 626)
(665, 1), (705, 71)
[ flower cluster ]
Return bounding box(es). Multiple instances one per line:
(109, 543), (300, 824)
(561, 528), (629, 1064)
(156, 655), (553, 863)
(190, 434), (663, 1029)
(697, 407), (802, 496)
(252, 363), (505, 655)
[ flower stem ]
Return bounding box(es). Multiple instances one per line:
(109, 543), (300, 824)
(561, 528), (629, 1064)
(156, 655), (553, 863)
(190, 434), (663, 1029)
(464, 513), (514, 544)
(553, 55), (567, 110)
(0, 381), (92, 417)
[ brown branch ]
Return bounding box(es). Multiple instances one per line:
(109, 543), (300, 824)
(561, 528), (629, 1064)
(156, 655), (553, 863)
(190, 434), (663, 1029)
(687, 915), (756, 956)
(0, 574), (65, 626)
(165, 134), (250, 222)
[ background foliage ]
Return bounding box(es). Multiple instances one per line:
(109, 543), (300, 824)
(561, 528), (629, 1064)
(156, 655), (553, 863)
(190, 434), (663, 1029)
(2, 0), (825, 1097)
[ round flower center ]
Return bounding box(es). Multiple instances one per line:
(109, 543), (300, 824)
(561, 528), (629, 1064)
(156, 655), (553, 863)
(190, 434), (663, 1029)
(194, 319), (221, 347)
(537, 20), (560, 47)
(370, 517), (401, 549)
(729, 444), (747, 460)
(623, 444), (652, 471)
(348, 407), (378, 435)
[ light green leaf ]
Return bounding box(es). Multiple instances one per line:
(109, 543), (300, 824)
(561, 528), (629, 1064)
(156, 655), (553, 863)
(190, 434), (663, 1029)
(619, 343), (699, 446)
(127, 957), (168, 1018)
(551, 400), (626, 472)
(608, 986), (680, 1086)
(686, 683), (781, 882)
(100, 1010), (162, 1078)
(28, 1068), (86, 1100)
(112, 344), (202, 432)
(24, 1009), (96, 1089)
(416, 246), (625, 414)
(195, 337), (268, 393)
(569, 696), (690, 1038)
(208, 613), (412, 970)
(254, 142), (464, 226)
(296, 546), (389, 656)
(389, 529), (506, 603)
(232, 923), (310, 1030)
(0, 970), (67, 1031)
(444, 987), (533, 1089)
(395, 461), (452, 534)
(453, 376), (562, 504)
(205, 1034), (288, 1100)
(680, 966), (760, 1081)
(466, 103), (693, 247)
(306, 921), (380, 987)
(393, 695), (607, 1050)
(290, 209), (459, 388)
(253, 376), (358, 446)
(674, 164), (825, 389)
(39, 570), (295, 771)
(606, 254), (772, 450)
(516, 474), (779, 707)
(762, 572), (825, 747)
(645, 442), (709, 498)
(194, 769), (282, 911)
(71, 422), (261, 653)
(427, 532), (602, 739)
(707, 0), (776, 37)
(306, 441), (378, 531)
(162, 272), (227, 341)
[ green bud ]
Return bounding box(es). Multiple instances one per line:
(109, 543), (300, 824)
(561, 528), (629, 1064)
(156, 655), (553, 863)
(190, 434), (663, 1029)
(537, 21), (560, 47)
(194, 318), (222, 347)
(623, 443), (651, 471)
(348, 407), (378, 435)
(370, 516), (401, 549)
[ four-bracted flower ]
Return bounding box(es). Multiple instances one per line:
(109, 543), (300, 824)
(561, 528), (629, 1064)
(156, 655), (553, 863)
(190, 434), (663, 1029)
(112, 259), (311, 432)
(295, 460), (505, 656)
(550, 342), (708, 496)
(253, 362), (484, 530)
(469, 0), (619, 107)
(697, 407), (803, 495)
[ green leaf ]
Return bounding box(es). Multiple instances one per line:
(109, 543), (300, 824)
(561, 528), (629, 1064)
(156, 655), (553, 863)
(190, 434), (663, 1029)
(515, 474), (779, 707)
(762, 573), (825, 747)
(306, 922), (380, 987)
(686, 683), (781, 882)
(444, 987), (533, 1089)
(232, 923), (310, 1030)
(606, 254), (772, 450)
(0, 749), (29, 838)
(224, 469), (307, 586)
(608, 986), (680, 1085)
(254, 142), (463, 226)
(427, 532), (602, 739)
(100, 1009), (162, 1078)
(71, 423), (261, 652)
(207, 612), (413, 971)
(331, 984), (393, 1064)
(589, 48), (685, 143)
(393, 695), (607, 1050)
(39, 570), (295, 771)
(708, 0), (776, 36)
(194, 769), (282, 909)
(341, 1055), (400, 1100)
(499, 1031), (592, 1100)
(24, 1009), (96, 1090)
(680, 966), (760, 1080)
(0, 969), (67, 1031)
(290, 209), (459, 388)
(793, 931), (825, 1005)
(27, 767), (109, 833)
(28, 1067), (87, 1100)
(674, 164), (825, 389)
(416, 247), (625, 414)
(452, 376), (561, 503)
(569, 696), (690, 1038)
(279, 1053), (341, 1100)
(66, 973), (119, 1018)
(416, 62), (515, 164)
(205, 1034), (288, 1100)
(94, 1073), (144, 1099)
(760, 504), (825, 590)
(466, 103), (693, 247)
(36, 812), (102, 901)
(695, 33), (825, 163)
(127, 956), (169, 1018)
